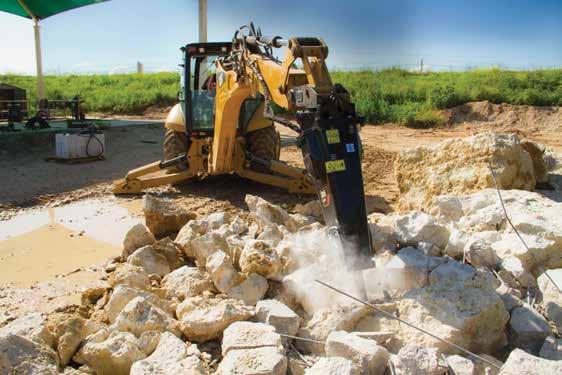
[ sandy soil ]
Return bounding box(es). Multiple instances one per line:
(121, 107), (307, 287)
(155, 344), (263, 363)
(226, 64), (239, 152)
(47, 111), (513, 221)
(1, 101), (561, 323)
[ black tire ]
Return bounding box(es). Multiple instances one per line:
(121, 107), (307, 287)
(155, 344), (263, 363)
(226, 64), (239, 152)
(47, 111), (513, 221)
(163, 129), (189, 172)
(246, 126), (281, 172)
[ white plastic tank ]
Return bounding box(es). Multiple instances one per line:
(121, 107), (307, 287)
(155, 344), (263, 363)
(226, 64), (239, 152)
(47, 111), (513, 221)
(55, 133), (105, 160)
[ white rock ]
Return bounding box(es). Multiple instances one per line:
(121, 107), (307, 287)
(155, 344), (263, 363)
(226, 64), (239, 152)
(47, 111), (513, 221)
(229, 216), (249, 235)
(104, 285), (174, 323)
(325, 331), (389, 375)
(394, 212), (449, 249)
(240, 239), (282, 279)
(130, 332), (205, 375)
(127, 245), (170, 277)
(0, 313), (53, 348)
(201, 212), (232, 230)
(176, 295), (254, 342)
(496, 283), (524, 312)
(109, 263), (151, 290)
(296, 304), (371, 354)
(368, 222), (398, 253)
(221, 321), (282, 356)
(393, 345), (446, 375)
(217, 346), (287, 375)
(123, 223), (156, 257)
(161, 265), (215, 301)
(305, 357), (358, 375)
(174, 220), (204, 258)
(246, 194), (299, 231)
(509, 304), (552, 353)
(396, 132), (540, 210)
(256, 299), (300, 336)
(537, 269), (562, 333)
(0, 334), (58, 374)
(464, 236), (499, 268)
(190, 231), (228, 268)
(499, 256), (536, 288)
(397, 271), (509, 354)
(444, 228), (470, 258)
(206, 250), (240, 293)
(152, 237), (183, 271)
(111, 297), (180, 337)
(143, 194), (195, 236)
(294, 200), (323, 218)
(258, 224), (286, 246)
(429, 261), (475, 285)
(228, 273), (269, 306)
(445, 355), (475, 375)
(499, 348), (562, 374)
(73, 330), (147, 375)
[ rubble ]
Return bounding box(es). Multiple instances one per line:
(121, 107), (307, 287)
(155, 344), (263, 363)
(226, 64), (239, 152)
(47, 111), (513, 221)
(445, 355), (476, 375)
(205, 250), (240, 293)
(227, 273), (268, 306)
(176, 295), (254, 342)
(217, 346), (287, 375)
(161, 265), (215, 301)
(325, 330), (389, 375)
(305, 357), (359, 375)
(127, 245), (171, 277)
(104, 285), (174, 323)
(109, 263), (151, 290)
(240, 239), (282, 279)
(0, 334), (59, 374)
(189, 231), (228, 268)
(537, 269), (562, 333)
(130, 332), (205, 374)
(395, 132), (544, 210)
(393, 211), (450, 248)
(0, 313), (54, 347)
(392, 345), (446, 375)
(143, 194), (195, 236)
(221, 321), (282, 356)
(256, 299), (301, 336)
(122, 223), (156, 257)
(111, 296), (181, 337)
(499, 348), (562, 374)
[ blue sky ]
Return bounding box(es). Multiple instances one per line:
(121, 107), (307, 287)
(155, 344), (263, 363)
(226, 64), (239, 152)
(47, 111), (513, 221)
(1, 0), (562, 74)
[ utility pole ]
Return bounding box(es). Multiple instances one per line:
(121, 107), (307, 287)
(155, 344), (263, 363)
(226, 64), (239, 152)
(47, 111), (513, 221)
(420, 58), (424, 74)
(199, 0), (207, 43)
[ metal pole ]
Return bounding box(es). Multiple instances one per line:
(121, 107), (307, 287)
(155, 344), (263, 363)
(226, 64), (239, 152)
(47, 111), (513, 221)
(198, 0), (207, 43)
(33, 18), (46, 101)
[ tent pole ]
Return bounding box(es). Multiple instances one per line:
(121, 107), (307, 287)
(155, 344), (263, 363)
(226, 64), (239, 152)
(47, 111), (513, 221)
(33, 18), (46, 101)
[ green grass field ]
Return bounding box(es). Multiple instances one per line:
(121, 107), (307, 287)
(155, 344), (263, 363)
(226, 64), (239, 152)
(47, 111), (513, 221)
(2, 68), (561, 126)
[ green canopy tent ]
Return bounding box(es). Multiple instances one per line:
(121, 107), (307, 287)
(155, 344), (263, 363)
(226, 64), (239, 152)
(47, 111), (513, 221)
(0, 0), (110, 100)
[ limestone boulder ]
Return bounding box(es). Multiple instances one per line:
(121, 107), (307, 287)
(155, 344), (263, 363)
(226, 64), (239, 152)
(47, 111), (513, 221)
(73, 330), (148, 375)
(429, 261), (475, 286)
(109, 263), (151, 290)
(256, 299), (300, 336)
(305, 357), (358, 375)
(509, 304), (552, 353)
(229, 216), (249, 235)
(368, 222), (398, 253)
(130, 332), (205, 375)
(201, 211), (232, 231)
(537, 269), (562, 333)
(539, 336), (562, 361)
(221, 321), (282, 356)
(397, 271), (509, 354)
(257, 224), (287, 246)
(445, 355), (475, 375)
(217, 346), (287, 375)
(240, 239), (282, 279)
(246, 194), (299, 231)
(206, 250), (240, 293)
(174, 220), (204, 257)
(499, 256), (536, 289)
(104, 285), (174, 323)
(393, 345), (446, 375)
(296, 304), (371, 354)
(190, 230), (228, 268)
(395, 132), (541, 210)
(143, 194), (195, 236)
(444, 228), (470, 259)
(152, 237), (184, 271)
(393, 212), (449, 249)
(294, 200), (323, 218)
(161, 266), (215, 301)
(127, 245), (170, 277)
(123, 223), (156, 257)
(111, 296), (180, 337)
(227, 273), (269, 306)
(0, 334), (58, 374)
(499, 348), (562, 375)
(463, 236), (499, 268)
(176, 295), (254, 342)
(325, 331), (389, 375)
(0, 313), (53, 348)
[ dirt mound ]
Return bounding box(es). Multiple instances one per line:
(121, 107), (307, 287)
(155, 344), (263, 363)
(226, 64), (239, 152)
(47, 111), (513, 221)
(443, 101), (562, 133)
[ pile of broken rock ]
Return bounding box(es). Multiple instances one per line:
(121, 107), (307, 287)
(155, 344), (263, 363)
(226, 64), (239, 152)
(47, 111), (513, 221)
(1, 131), (562, 375)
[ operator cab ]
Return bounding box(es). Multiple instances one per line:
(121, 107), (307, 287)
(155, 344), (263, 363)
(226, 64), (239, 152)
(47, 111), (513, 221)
(181, 42), (231, 137)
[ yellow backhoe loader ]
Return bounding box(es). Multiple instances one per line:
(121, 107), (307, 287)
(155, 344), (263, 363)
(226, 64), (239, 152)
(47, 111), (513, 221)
(114, 23), (372, 267)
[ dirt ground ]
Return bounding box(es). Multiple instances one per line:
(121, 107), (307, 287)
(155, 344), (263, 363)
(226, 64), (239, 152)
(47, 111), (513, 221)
(1, 101), (561, 323)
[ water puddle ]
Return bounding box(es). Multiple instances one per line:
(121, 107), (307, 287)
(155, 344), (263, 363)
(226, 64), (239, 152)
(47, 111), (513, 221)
(0, 197), (142, 287)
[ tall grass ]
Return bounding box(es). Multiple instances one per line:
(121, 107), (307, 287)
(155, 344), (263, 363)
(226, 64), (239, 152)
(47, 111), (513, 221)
(2, 68), (561, 125)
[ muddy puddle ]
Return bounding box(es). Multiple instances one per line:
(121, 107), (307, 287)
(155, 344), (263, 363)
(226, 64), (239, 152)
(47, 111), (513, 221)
(0, 198), (141, 288)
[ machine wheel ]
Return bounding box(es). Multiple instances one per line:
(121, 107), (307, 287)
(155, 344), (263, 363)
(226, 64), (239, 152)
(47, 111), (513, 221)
(246, 126), (281, 173)
(163, 129), (189, 172)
